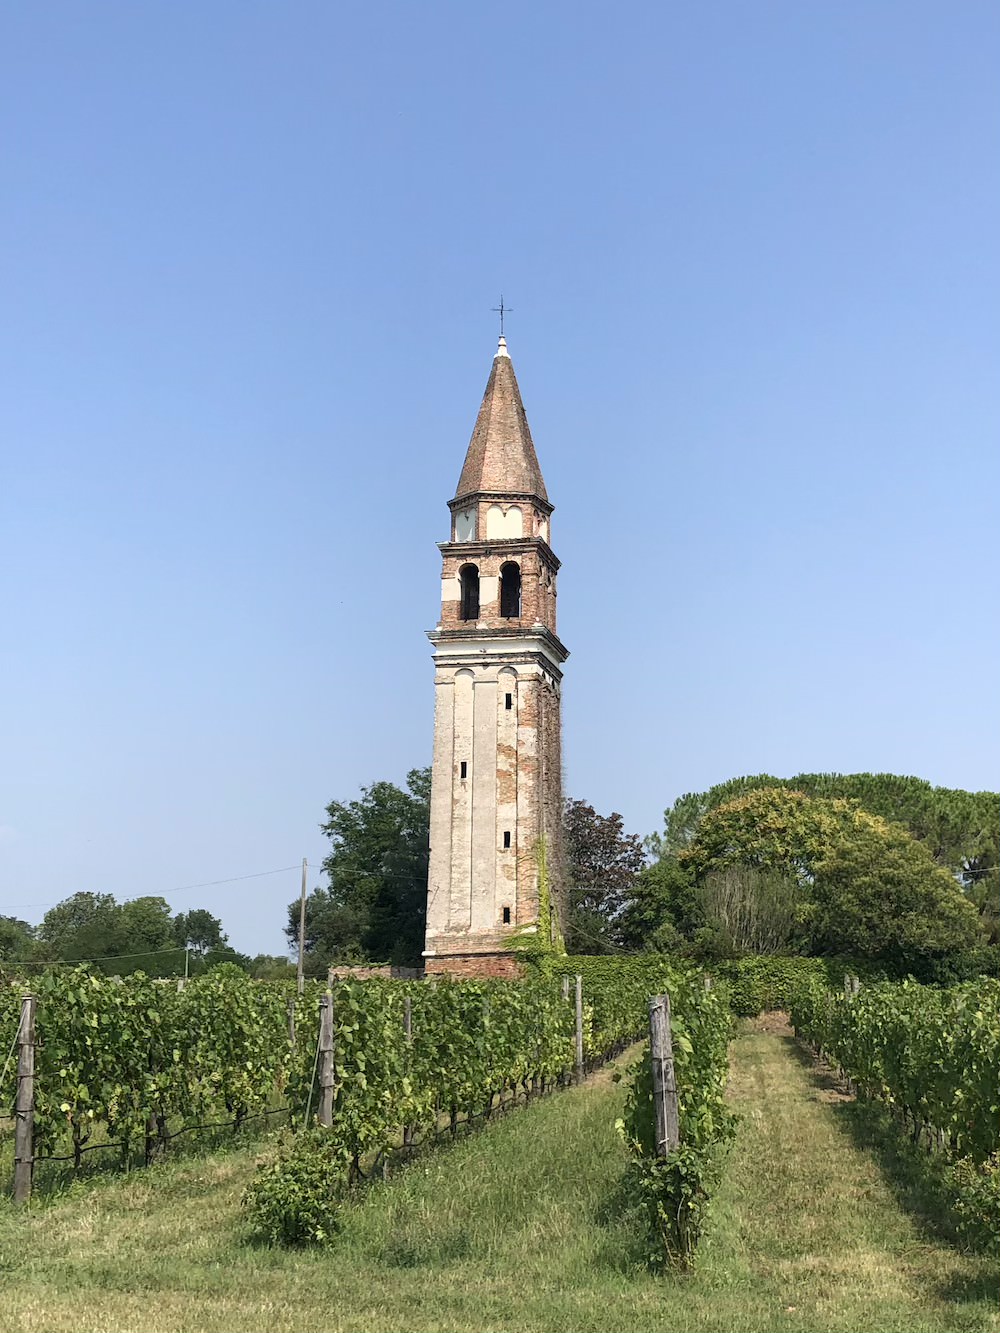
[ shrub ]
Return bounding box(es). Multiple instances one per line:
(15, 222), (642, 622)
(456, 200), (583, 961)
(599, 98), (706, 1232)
(242, 1130), (348, 1246)
(950, 1153), (1000, 1251)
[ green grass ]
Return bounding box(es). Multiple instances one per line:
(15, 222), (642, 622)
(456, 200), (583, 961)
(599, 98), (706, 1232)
(0, 1028), (996, 1333)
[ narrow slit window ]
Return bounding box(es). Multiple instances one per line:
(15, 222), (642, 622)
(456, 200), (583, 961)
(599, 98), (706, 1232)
(503, 830), (511, 848)
(505, 693), (513, 710)
(460, 761), (468, 779)
(502, 906), (511, 924)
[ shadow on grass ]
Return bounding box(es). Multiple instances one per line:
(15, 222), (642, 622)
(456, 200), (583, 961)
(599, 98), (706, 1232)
(786, 1035), (990, 1257)
(17, 1111), (287, 1205)
(591, 1168), (658, 1274)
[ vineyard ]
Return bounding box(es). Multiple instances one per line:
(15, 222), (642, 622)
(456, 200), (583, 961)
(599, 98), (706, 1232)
(0, 958), (725, 1218)
(791, 974), (1000, 1246)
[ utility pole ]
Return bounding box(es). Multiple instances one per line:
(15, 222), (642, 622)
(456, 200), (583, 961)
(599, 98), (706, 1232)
(297, 857), (308, 994)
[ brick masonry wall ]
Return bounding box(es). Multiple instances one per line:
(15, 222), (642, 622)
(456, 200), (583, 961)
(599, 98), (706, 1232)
(424, 953), (525, 980)
(439, 543), (559, 633)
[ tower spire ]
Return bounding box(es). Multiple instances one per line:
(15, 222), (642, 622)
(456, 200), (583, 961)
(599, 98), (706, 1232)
(453, 338), (547, 503)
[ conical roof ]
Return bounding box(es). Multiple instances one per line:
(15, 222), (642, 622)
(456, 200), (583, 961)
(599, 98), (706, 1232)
(454, 337), (548, 503)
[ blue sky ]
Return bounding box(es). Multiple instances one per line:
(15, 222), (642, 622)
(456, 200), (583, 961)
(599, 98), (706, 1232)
(2, 2), (998, 957)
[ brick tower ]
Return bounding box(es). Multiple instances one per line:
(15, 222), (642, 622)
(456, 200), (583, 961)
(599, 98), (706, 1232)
(423, 336), (568, 977)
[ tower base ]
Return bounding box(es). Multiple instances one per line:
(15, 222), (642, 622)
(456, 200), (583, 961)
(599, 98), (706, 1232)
(422, 950), (525, 980)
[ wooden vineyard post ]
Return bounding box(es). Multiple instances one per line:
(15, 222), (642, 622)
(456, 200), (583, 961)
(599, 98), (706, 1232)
(561, 975), (570, 1001)
(317, 989), (335, 1128)
(574, 974), (584, 1084)
(402, 994), (414, 1149)
(14, 993), (36, 1205)
(648, 993), (680, 1159)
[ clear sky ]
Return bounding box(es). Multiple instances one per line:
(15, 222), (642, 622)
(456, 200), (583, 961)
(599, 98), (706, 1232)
(2, 2), (998, 958)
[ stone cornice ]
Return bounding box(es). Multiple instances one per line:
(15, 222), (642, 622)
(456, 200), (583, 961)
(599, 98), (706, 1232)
(449, 491), (554, 518)
(427, 626), (568, 676)
(438, 536), (561, 572)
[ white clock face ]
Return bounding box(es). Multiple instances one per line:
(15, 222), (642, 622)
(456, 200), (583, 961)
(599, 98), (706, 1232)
(455, 509), (476, 541)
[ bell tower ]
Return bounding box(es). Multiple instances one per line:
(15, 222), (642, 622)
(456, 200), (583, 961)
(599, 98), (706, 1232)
(423, 336), (568, 977)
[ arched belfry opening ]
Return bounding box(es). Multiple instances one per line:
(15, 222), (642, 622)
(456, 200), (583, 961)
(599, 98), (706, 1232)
(459, 564), (480, 621)
(499, 561), (521, 619)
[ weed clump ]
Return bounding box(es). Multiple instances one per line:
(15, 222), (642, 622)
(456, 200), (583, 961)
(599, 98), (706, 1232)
(242, 1130), (346, 1246)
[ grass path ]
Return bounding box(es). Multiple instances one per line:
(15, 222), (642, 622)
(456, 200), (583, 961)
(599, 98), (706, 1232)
(0, 1027), (995, 1333)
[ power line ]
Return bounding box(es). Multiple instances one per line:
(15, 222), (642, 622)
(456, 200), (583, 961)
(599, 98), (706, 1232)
(1, 862), (329, 916)
(17, 945), (193, 968)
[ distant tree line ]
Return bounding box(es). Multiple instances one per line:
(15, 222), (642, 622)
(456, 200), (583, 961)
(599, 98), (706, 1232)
(0, 892), (294, 980)
(291, 769), (998, 982)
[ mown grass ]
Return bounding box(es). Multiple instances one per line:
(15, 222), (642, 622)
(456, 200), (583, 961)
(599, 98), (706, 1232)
(0, 1030), (995, 1333)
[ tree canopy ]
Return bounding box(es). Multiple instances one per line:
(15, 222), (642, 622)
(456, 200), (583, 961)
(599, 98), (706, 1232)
(656, 772), (998, 943)
(288, 768), (431, 968)
(563, 798), (647, 953)
(29, 892), (233, 975)
(678, 787), (984, 971)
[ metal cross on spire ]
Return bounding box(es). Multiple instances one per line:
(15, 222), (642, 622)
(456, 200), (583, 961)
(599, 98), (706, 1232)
(492, 295), (512, 337)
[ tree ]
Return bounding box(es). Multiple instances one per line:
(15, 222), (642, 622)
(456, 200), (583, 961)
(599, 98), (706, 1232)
(681, 787), (983, 972)
(658, 772), (998, 916)
(118, 896), (176, 953)
(617, 858), (698, 954)
(173, 908), (227, 955)
(249, 954), (297, 980)
(287, 769), (431, 968)
(37, 891), (123, 962)
(698, 865), (800, 956)
(0, 916), (35, 964)
(563, 798), (647, 953)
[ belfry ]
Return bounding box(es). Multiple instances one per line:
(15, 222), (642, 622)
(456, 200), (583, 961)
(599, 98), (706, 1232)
(423, 336), (568, 977)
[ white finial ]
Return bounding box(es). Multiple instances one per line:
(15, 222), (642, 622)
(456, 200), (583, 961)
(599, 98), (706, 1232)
(496, 335), (510, 358)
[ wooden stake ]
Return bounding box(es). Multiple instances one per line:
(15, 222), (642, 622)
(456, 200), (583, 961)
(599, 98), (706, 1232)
(574, 974), (584, 1083)
(561, 975), (570, 1001)
(14, 994), (36, 1205)
(297, 858), (308, 995)
(403, 994), (413, 1149)
(648, 993), (680, 1158)
(317, 989), (334, 1128)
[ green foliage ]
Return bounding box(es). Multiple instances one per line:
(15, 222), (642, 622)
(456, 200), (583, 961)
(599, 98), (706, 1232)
(617, 859), (699, 953)
(715, 956), (828, 1016)
(26, 892), (233, 976)
(950, 1153), (1000, 1250)
(791, 975), (1000, 1251)
(681, 787), (983, 971)
(290, 768), (430, 968)
(173, 908), (227, 955)
(37, 891), (124, 962)
(616, 972), (736, 1265)
(0, 914), (35, 964)
(242, 1129), (347, 1246)
(563, 798), (647, 954)
(0, 967), (291, 1164)
(658, 772), (999, 942)
(551, 955), (699, 1055)
(255, 974), (584, 1244)
(791, 977), (1000, 1162)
